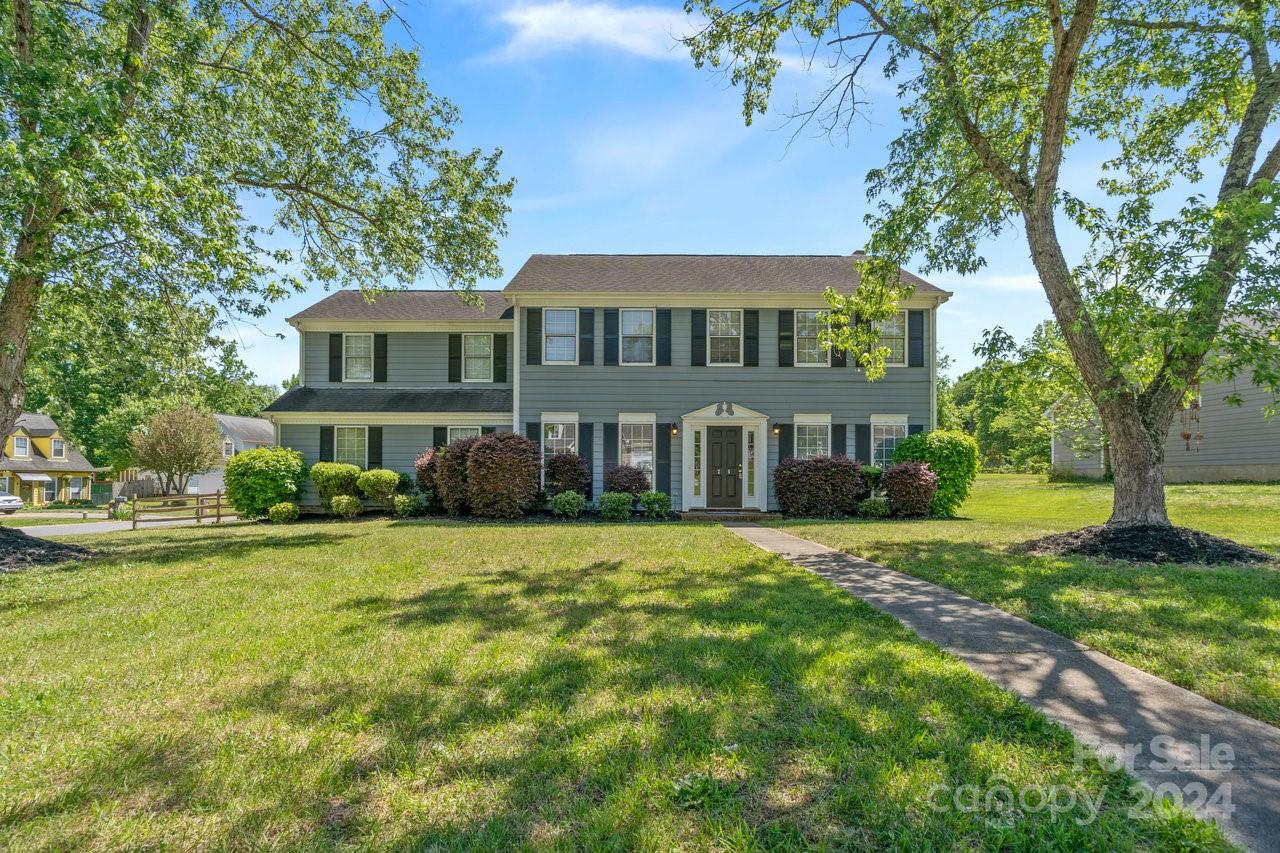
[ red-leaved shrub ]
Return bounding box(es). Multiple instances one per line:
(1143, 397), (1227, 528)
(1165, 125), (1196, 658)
(882, 461), (939, 517)
(604, 464), (649, 495)
(466, 432), (541, 518)
(436, 435), (480, 516)
(773, 455), (864, 517)
(545, 452), (590, 497)
(414, 447), (439, 495)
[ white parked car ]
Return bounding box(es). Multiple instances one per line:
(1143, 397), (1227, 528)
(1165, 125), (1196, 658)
(0, 495), (23, 514)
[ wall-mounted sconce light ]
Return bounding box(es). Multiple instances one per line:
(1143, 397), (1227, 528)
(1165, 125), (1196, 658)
(771, 424), (781, 436)
(670, 425), (679, 437)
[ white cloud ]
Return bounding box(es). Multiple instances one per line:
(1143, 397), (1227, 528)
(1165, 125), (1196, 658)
(492, 1), (696, 62)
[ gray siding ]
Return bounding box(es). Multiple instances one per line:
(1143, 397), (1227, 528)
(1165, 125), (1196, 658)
(519, 307), (934, 508)
(302, 331), (513, 389)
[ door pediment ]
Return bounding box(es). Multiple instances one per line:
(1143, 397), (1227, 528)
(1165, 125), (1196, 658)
(681, 402), (767, 422)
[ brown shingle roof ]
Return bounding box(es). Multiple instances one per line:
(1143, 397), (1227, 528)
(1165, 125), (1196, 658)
(288, 290), (513, 323)
(502, 254), (947, 296)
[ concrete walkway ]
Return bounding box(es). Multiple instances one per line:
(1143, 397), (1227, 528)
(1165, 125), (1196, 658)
(726, 523), (1280, 852)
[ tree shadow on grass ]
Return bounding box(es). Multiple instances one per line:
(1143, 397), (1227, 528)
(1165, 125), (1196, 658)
(56, 529), (362, 571)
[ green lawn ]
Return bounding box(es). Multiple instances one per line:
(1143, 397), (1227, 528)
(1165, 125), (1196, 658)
(0, 516), (100, 528)
(778, 474), (1280, 726)
(0, 521), (1226, 849)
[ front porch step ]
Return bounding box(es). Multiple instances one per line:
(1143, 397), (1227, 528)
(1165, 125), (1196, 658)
(680, 510), (782, 522)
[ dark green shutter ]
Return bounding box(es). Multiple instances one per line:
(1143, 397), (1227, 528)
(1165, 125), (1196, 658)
(777, 310), (794, 367)
(603, 422), (618, 473)
(525, 422), (541, 450)
(328, 335), (342, 382)
(494, 334), (508, 383)
(482, 426), (498, 434)
(691, 310), (706, 367)
(832, 424), (847, 457)
(778, 424), (793, 460)
(909, 424), (925, 436)
(433, 427), (448, 448)
(578, 423), (594, 499)
(579, 309), (595, 365)
(373, 334), (388, 382)
(656, 424), (672, 494)
(743, 310), (759, 366)
(603, 309), (619, 365)
(656, 309), (672, 366)
(855, 423), (872, 464)
(367, 427), (382, 469)
(526, 308), (542, 366)
(447, 334), (462, 383)
(319, 426), (334, 461)
(831, 342), (847, 368)
(908, 310), (925, 367)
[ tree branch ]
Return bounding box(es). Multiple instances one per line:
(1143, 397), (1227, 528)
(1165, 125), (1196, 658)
(232, 174), (376, 225)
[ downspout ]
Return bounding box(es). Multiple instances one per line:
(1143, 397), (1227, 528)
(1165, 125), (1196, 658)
(930, 303), (938, 430)
(511, 295), (520, 433)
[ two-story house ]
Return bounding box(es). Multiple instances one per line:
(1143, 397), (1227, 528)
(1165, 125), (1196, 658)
(264, 254), (951, 511)
(0, 413), (96, 506)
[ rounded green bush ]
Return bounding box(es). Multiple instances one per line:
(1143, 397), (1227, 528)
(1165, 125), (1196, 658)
(310, 462), (361, 510)
(857, 496), (890, 518)
(393, 493), (427, 518)
(861, 465), (883, 492)
(329, 494), (363, 519)
(639, 490), (672, 519)
(223, 447), (305, 519)
(891, 429), (979, 517)
(598, 491), (633, 521)
(551, 489), (586, 518)
(357, 468), (402, 511)
(267, 501), (299, 524)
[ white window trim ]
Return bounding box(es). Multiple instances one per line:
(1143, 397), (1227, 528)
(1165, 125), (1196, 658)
(870, 414), (909, 468)
(793, 309), (831, 367)
(618, 413), (657, 484)
(539, 412), (580, 485)
(334, 425), (368, 468)
(342, 332), (375, 383)
(447, 425), (482, 442)
(706, 308), (744, 367)
(543, 308), (579, 365)
(12, 435), (30, 458)
(51, 438), (66, 459)
(877, 310), (909, 368)
(793, 414), (832, 460)
(619, 308), (657, 367)
(461, 333), (494, 383)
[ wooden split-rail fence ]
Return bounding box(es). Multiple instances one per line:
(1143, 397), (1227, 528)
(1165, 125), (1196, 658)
(130, 491), (232, 530)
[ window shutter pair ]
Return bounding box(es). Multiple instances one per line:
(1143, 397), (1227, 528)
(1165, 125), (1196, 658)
(318, 426), (380, 467)
(448, 334), (507, 383)
(690, 309), (758, 366)
(328, 334), (387, 382)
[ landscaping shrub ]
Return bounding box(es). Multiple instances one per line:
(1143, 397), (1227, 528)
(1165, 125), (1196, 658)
(861, 465), (883, 493)
(393, 493), (427, 518)
(310, 462), (361, 511)
(882, 462), (939, 517)
(435, 436), (480, 516)
(551, 489), (586, 518)
(891, 429), (979, 517)
(466, 432), (541, 519)
(858, 496), (890, 518)
(598, 491), (633, 521)
(544, 452), (591, 497)
(773, 455), (863, 517)
(223, 447), (305, 519)
(397, 471), (414, 494)
(267, 502), (299, 524)
(357, 468), (401, 511)
(329, 494), (363, 519)
(414, 448), (439, 493)
(639, 490), (672, 519)
(604, 464), (649, 496)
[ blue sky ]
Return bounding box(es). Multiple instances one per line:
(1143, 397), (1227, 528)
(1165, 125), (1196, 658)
(230, 0), (1066, 388)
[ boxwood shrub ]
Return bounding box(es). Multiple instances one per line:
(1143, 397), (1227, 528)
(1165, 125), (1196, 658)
(598, 491), (633, 521)
(544, 453), (590, 497)
(891, 429), (979, 517)
(393, 493), (427, 518)
(639, 490), (672, 519)
(551, 489), (586, 518)
(329, 494), (363, 519)
(435, 436), (480, 516)
(466, 432), (541, 519)
(357, 468), (401, 511)
(266, 501), (299, 524)
(223, 447), (305, 519)
(604, 464), (649, 496)
(857, 496), (890, 518)
(773, 456), (864, 517)
(882, 462), (939, 517)
(310, 462), (361, 511)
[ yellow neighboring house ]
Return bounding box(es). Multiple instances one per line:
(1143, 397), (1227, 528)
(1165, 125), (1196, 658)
(0, 413), (96, 506)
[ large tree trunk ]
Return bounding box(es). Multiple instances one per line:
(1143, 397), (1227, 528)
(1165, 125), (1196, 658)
(0, 244), (45, 440)
(1097, 394), (1182, 525)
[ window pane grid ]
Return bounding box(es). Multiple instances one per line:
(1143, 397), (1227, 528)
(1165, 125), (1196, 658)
(795, 310), (826, 365)
(621, 309), (655, 365)
(876, 312), (907, 365)
(795, 425), (829, 460)
(542, 422), (577, 462)
(707, 310), (742, 365)
(463, 334), (493, 381)
(873, 423), (907, 468)
(544, 309), (577, 362)
(344, 334), (373, 381)
(448, 426), (481, 442)
(693, 430), (702, 497)
(620, 422), (654, 482)
(335, 427), (366, 468)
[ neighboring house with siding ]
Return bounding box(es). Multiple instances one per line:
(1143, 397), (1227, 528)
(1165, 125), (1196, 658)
(186, 414), (277, 493)
(264, 254), (951, 511)
(1048, 379), (1280, 482)
(0, 413), (95, 505)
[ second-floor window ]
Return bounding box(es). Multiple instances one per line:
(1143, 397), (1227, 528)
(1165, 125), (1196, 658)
(51, 438), (66, 459)
(621, 309), (655, 365)
(463, 334), (493, 382)
(13, 436), (29, 457)
(708, 309), (742, 366)
(795, 310), (828, 366)
(343, 333), (374, 382)
(876, 311), (907, 366)
(544, 309), (578, 363)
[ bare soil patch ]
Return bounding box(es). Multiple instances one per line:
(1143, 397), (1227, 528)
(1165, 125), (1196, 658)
(1020, 523), (1273, 565)
(0, 527), (94, 572)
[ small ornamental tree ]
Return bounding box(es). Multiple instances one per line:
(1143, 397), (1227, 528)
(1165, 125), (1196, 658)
(883, 463), (940, 518)
(436, 435), (481, 516)
(892, 430), (980, 517)
(128, 406), (222, 495)
(604, 465), (649, 496)
(223, 447), (305, 519)
(466, 432), (541, 519)
(544, 453), (591, 497)
(773, 456), (864, 517)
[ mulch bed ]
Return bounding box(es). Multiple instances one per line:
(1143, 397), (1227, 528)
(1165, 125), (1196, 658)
(0, 527), (95, 573)
(1019, 524), (1274, 566)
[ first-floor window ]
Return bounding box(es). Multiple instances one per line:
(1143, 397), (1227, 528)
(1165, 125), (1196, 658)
(872, 420), (908, 468)
(68, 477), (84, 500)
(620, 421), (654, 482)
(448, 426), (481, 442)
(43, 479), (57, 502)
(0, 476), (9, 495)
(542, 421), (577, 463)
(335, 426), (367, 468)
(795, 424), (830, 460)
